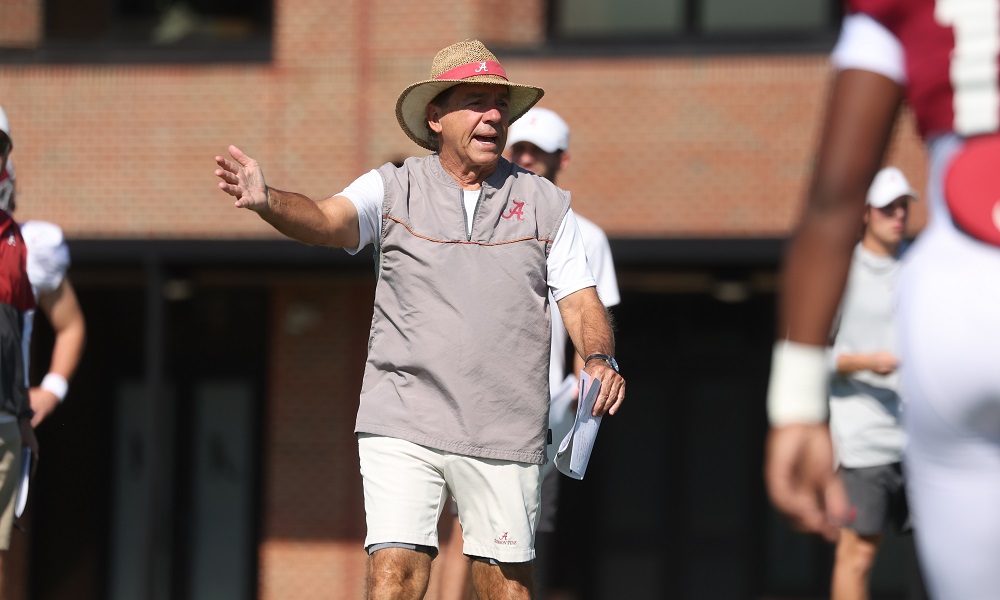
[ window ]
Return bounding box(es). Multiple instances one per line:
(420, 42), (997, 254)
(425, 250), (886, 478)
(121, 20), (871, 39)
(551, 0), (840, 49)
(34, 0), (271, 62)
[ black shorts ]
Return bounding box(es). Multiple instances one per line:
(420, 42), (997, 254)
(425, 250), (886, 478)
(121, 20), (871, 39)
(841, 462), (911, 537)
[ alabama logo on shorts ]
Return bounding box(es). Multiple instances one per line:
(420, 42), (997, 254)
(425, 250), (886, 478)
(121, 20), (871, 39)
(494, 531), (518, 546)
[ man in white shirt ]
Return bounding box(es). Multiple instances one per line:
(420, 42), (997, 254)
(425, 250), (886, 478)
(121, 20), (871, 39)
(827, 166), (915, 599)
(215, 40), (626, 600)
(506, 107), (620, 598)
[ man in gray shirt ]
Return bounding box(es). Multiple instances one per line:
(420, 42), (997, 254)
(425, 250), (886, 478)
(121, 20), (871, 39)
(214, 39), (625, 600)
(828, 166), (916, 600)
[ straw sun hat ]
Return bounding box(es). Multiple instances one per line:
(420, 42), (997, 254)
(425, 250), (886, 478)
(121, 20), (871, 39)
(395, 39), (545, 151)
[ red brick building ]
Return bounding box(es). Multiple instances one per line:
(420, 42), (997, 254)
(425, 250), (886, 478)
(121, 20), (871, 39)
(0, 1), (928, 598)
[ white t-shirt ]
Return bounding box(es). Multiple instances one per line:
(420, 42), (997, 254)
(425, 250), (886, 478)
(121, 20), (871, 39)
(828, 243), (905, 468)
(337, 169), (596, 302)
(544, 214), (619, 468)
(548, 214), (620, 394)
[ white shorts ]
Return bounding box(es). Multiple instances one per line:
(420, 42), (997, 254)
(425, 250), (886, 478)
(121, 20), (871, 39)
(358, 433), (542, 563)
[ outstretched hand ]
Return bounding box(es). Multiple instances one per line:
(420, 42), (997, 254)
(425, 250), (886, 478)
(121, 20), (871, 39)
(214, 145), (269, 211)
(765, 423), (850, 541)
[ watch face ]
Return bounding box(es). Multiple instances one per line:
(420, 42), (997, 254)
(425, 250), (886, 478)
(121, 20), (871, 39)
(609, 357), (620, 372)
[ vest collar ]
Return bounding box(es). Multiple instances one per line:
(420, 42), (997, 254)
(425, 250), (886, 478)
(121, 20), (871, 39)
(427, 154), (514, 192)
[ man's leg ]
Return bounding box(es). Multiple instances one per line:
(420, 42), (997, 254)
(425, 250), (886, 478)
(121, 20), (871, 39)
(532, 468), (559, 598)
(831, 528), (883, 600)
(365, 547), (433, 600)
(359, 435), (450, 597)
(471, 559), (533, 600)
(427, 506), (473, 600)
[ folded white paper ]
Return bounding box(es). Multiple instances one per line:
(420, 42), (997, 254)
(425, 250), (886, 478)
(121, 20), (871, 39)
(554, 371), (602, 480)
(14, 447), (31, 518)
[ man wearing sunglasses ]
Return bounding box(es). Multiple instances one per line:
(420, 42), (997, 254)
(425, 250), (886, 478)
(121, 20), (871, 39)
(827, 166), (920, 599)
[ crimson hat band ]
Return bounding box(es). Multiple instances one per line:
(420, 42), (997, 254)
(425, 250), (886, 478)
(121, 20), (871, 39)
(435, 60), (508, 81)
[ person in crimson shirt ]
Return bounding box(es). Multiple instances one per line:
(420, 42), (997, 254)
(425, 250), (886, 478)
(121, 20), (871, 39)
(0, 159), (87, 427)
(764, 2), (1000, 599)
(0, 110), (38, 551)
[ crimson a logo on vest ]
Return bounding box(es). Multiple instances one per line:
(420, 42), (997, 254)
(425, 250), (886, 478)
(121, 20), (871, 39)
(502, 199), (525, 221)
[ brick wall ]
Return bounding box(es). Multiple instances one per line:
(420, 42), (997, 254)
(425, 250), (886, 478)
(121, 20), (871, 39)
(265, 276), (374, 599)
(0, 0), (928, 240)
(0, 1), (931, 598)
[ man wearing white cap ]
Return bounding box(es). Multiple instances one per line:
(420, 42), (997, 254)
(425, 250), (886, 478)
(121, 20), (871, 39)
(506, 107), (619, 598)
(827, 166), (918, 599)
(215, 39), (626, 599)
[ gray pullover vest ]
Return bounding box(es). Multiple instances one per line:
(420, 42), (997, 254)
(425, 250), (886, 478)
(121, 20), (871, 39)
(354, 154), (571, 464)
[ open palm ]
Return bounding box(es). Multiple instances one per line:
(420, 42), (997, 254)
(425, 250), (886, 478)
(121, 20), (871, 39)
(214, 145), (269, 211)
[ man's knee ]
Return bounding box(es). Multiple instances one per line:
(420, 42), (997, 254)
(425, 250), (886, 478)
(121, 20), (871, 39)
(836, 530), (882, 575)
(471, 559), (533, 599)
(366, 547), (432, 595)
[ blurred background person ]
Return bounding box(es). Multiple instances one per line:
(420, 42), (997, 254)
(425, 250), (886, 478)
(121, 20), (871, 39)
(0, 108), (39, 561)
(507, 106), (620, 599)
(764, 3), (1000, 599)
(826, 166), (919, 600)
(0, 157), (86, 427)
(0, 111), (87, 596)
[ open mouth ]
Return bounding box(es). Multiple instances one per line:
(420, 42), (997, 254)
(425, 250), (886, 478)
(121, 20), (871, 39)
(473, 133), (499, 147)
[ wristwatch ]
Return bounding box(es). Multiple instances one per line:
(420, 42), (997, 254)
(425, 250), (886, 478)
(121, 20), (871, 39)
(585, 353), (619, 373)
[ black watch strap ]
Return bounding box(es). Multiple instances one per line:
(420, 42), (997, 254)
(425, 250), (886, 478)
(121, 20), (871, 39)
(585, 353), (619, 373)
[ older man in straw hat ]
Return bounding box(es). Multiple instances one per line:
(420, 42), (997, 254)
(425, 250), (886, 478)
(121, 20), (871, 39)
(214, 39), (625, 599)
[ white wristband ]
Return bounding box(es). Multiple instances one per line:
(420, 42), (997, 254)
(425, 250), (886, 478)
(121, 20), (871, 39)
(40, 373), (69, 402)
(766, 340), (829, 426)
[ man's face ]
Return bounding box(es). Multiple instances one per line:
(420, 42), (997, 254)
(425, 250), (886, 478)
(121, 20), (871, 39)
(865, 196), (911, 247)
(0, 133), (10, 176)
(507, 141), (564, 182)
(428, 83), (510, 170)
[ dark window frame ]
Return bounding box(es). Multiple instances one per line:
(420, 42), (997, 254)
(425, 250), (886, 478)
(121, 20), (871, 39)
(544, 0), (844, 56)
(0, 0), (272, 65)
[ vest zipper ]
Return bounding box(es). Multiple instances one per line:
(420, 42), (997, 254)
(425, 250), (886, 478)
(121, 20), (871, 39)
(468, 185), (488, 242)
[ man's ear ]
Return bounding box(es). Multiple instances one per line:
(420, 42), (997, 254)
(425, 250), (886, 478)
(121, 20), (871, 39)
(559, 150), (571, 171)
(427, 104), (443, 134)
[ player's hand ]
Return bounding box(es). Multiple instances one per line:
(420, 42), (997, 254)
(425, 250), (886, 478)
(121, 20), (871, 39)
(765, 423), (848, 542)
(214, 145), (270, 212)
(584, 363), (624, 417)
(28, 387), (59, 427)
(18, 417), (38, 466)
(868, 352), (899, 375)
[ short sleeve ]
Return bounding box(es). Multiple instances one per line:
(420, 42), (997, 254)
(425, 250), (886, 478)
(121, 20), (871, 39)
(20, 220), (70, 296)
(547, 208), (597, 302)
(336, 170), (384, 254)
(831, 13), (907, 84)
(575, 215), (620, 308)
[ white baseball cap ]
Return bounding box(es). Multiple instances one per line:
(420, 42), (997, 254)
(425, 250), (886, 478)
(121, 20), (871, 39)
(506, 107), (569, 153)
(867, 166), (918, 208)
